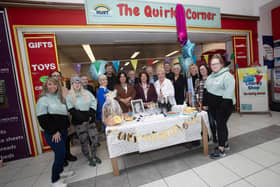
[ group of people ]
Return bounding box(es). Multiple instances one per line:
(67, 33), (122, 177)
(36, 53), (235, 187)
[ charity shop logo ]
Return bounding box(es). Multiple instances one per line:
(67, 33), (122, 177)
(92, 4), (112, 17)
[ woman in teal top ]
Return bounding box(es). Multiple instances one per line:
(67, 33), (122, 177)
(205, 54), (235, 159)
(36, 77), (74, 187)
(66, 76), (101, 166)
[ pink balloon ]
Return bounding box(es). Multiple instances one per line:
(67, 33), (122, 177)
(176, 4), (188, 45)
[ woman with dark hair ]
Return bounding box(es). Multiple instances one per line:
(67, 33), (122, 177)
(205, 54), (235, 158)
(195, 63), (217, 143)
(36, 77), (74, 187)
(134, 72), (157, 108)
(114, 72), (136, 112)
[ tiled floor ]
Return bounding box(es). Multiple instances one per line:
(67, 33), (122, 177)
(1, 111), (280, 187)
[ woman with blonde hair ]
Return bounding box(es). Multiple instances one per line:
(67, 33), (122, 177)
(36, 77), (74, 187)
(154, 68), (176, 106)
(66, 76), (101, 166)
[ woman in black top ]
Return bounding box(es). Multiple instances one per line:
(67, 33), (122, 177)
(172, 63), (186, 104)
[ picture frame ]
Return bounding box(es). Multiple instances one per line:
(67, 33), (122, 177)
(131, 99), (145, 115)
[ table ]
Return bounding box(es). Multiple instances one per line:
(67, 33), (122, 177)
(106, 111), (210, 176)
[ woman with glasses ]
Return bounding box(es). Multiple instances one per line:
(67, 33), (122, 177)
(205, 54), (235, 158)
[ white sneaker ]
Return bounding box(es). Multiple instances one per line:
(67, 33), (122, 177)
(51, 179), (67, 187)
(60, 170), (75, 178)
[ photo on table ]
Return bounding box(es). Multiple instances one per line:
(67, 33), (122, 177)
(131, 99), (145, 115)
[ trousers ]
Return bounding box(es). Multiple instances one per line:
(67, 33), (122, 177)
(75, 122), (98, 160)
(44, 129), (67, 183)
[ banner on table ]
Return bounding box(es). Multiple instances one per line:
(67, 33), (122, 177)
(23, 33), (60, 151)
(106, 114), (206, 158)
(85, 0), (221, 28)
(238, 66), (269, 112)
(0, 12), (29, 161)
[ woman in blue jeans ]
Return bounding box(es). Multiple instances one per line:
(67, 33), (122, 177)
(36, 77), (74, 187)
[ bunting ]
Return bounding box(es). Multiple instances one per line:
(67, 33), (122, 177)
(131, 59), (138, 70)
(112, 60), (120, 72)
(147, 59), (154, 66)
(203, 55), (209, 64)
(93, 61), (101, 73)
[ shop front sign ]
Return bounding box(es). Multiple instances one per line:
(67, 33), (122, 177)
(85, 0), (221, 28)
(23, 33), (60, 151)
(238, 66), (269, 112)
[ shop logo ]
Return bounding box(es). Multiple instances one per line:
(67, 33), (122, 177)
(92, 4), (112, 17)
(242, 69), (263, 90)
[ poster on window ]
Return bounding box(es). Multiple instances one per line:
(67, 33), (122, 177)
(272, 67), (280, 102)
(238, 66), (269, 112)
(0, 11), (29, 161)
(263, 35), (274, 68)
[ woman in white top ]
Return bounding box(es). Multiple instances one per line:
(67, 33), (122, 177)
(154, 68), (176, 105)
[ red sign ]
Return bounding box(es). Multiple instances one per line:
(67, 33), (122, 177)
(23, 33), (59, 151)
(24, 34), (59, 101)
(233, 36), (249, 69)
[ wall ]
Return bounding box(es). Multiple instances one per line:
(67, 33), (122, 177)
(57, 49), (77, 78)
(28, 0), (273, 16)
(258, 1), (280, 66)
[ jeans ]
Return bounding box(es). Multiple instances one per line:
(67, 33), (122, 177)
(44, 129), (67, 183)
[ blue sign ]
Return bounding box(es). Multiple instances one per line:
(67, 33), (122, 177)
(85, 0), (221, 28)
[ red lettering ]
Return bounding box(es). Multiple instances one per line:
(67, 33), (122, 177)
(170, 7), (176, 18)
(186, 8), (191, 19)
(192, 11), (197, 19)
(145, 5), (152, 17)
(153, 8), (159, 17)
(211, 13), (216, 20)
(165, 9), (170, 18)
(117, 4), (125, 16)
(207, 12), (212, 20)
(160, 7), (163, 17)
(134, 7), (140, 16)
(125, 5), (133, 16)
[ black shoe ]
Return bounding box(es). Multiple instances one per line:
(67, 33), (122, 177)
(66, 154), (77, 162)
(210, 148), (225, 159)
(94, 156), (102, 164)
(64, 160), (69, 167)
(88, 159), (96, 167)
(97, 143), (101, 147)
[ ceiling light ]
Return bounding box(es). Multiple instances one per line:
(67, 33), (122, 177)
(124, 62), (130, 66)
(120, 67), (124, 70)
(153, 60), (159, 64)
(82, 44), (96, 62)
(130, 51), (140, 59)
(166, 50), (179, 57)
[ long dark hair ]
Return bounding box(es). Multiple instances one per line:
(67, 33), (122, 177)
(139, 72), (150, 84)
(117, 71), (128, 84)
(198, 63), (210, 80)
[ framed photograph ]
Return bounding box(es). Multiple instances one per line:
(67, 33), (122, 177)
(131, 99), (145, 115)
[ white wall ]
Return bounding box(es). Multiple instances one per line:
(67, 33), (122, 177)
(27, 0), (273, 16)
(58, 50), (77, 78)
(258, 0), (280, 66)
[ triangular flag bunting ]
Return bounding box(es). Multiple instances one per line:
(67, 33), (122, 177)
(178, 56), (182, 63)
(203, 55), (209, 64)
(192, 56), (197, 64)
(131, 59), (138, 70)
(94, 61), (101, 73)
(147, 59), (154, 66)
(230, 53), (235, 60)
(112, 60), (120, 72)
